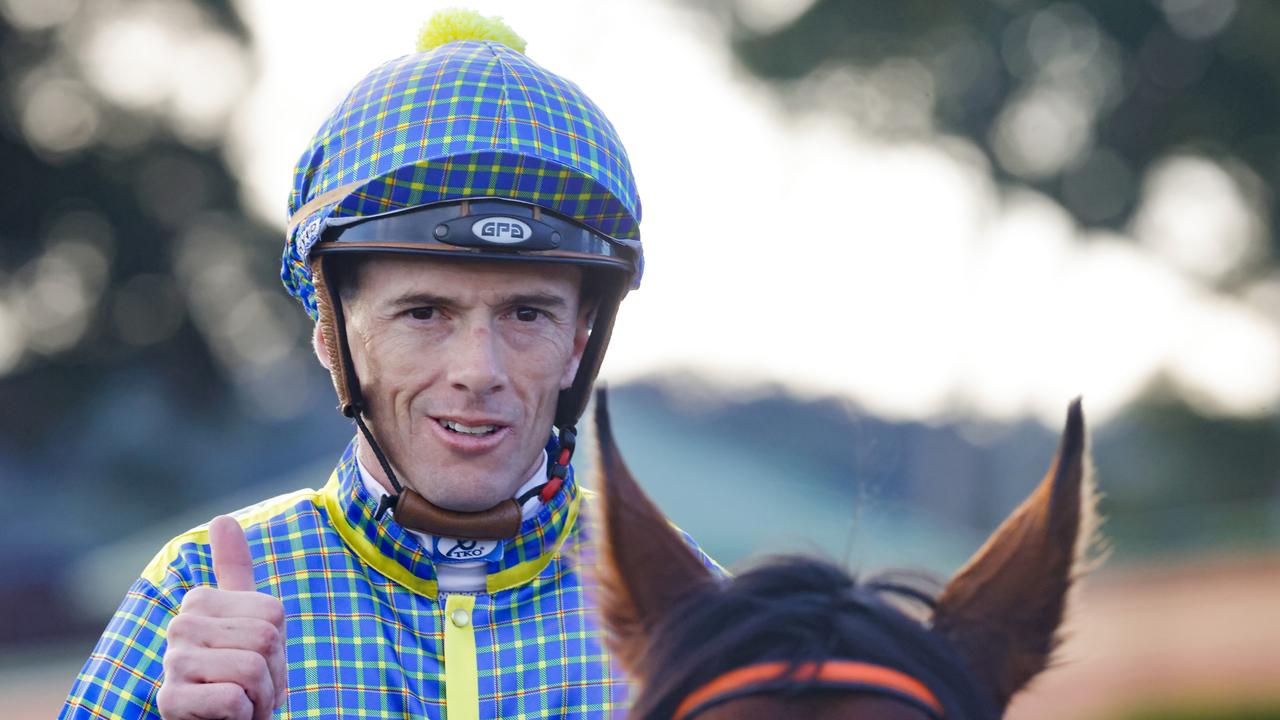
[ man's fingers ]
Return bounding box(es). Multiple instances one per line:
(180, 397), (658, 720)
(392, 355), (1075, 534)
(179, 587), (285, 629)
(167, 614), (287, 707)
(156, 681), (254, 720)
(209, 515), (255, 592)
(166, 647), (275, 720)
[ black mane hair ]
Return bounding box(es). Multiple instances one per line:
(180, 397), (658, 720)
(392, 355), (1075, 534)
(628, 555), (998, 720)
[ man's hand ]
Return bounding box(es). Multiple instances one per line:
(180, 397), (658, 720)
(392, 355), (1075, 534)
(157, 516), (287, 720)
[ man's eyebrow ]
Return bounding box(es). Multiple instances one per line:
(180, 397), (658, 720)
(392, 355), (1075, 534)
(385, 292), (455, 310)
(500, 292), (570, 310)
(381, 291), (571, 310)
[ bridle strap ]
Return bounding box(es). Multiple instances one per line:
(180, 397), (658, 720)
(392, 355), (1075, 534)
(673, 660), (944, 720)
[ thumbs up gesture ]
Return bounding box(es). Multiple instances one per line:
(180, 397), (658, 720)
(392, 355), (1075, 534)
(157, 516), (287, 720)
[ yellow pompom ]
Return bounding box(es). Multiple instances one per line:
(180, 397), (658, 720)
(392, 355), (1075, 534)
(416, 8), (527, 54)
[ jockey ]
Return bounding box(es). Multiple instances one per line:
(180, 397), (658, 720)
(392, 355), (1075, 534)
(61, 10), (716, 719)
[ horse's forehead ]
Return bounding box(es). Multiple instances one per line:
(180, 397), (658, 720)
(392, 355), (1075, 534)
(694, 693), (935, 720)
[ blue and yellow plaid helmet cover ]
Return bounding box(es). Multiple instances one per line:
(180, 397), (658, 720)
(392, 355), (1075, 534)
(281, 24), (645, 321)
(279, 14), (645, 433)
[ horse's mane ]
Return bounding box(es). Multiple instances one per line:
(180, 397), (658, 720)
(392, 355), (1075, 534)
(627, 555), (999, 720)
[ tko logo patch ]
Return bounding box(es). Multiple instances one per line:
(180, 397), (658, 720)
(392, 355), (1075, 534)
(430, 535), (503, 564)
(471, 216), (532, 244)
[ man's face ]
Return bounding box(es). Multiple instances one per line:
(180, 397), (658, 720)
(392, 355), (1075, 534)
(333, 254), (589, 511)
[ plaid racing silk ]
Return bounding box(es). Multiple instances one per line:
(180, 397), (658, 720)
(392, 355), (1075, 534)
(282, 38), (644, 322)
(60, 437), (716, 718)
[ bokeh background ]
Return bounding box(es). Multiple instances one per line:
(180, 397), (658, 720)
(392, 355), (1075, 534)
(2, 0), (1278, 717)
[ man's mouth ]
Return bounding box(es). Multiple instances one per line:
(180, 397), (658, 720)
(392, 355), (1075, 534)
(438, 418), (501, 436)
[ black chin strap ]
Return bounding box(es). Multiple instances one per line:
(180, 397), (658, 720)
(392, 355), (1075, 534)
(348, 408), (408, 521)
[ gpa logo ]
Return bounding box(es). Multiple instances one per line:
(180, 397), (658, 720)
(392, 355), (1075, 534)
(472, 216), (532, 245)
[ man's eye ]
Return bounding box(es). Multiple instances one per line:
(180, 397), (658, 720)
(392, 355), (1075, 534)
(515, 307), (541, 322)
(409, 307), (435, 320)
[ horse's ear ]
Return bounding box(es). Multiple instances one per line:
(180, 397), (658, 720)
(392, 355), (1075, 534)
(932, 399), (1102, 712)
(591, 388), (715, 679)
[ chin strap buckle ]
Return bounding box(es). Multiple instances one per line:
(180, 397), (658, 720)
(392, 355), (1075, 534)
(539, 426), (576, 503)
(375, 492), (399, 521)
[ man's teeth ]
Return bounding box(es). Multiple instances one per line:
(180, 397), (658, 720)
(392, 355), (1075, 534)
(441, 420), (497, 435)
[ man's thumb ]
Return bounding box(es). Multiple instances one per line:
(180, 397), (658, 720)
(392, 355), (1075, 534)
(209, 515), (256, 591)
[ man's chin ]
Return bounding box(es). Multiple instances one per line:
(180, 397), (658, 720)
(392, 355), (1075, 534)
(407, 475), (516, 513)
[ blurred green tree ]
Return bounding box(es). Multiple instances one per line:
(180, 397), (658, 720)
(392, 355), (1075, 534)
(697, 0), (1279, 283)
(0, 0), (308, 445)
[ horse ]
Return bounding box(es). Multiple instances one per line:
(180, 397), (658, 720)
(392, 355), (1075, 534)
(589, 389), (1100, 719)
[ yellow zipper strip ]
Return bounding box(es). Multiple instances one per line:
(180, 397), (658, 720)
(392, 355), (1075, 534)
(443, 593), (479, 720)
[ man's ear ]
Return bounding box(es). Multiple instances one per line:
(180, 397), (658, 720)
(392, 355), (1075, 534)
(312, 321), (333, 371)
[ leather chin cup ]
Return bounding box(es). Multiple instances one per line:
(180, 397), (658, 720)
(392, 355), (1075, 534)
(381, 488), (524, 540)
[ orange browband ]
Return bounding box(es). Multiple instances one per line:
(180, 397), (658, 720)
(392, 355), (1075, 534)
(672, 659), (944, 719)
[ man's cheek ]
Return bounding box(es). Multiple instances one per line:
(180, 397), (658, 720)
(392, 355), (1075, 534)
(559, 345), (583, 389)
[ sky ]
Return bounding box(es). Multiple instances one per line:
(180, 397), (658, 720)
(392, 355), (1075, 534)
(219, 0), (1280, 426)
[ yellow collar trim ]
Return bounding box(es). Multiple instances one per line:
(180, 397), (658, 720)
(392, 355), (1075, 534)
(140, 487), (323, 588)
(321, 471), (582, 599)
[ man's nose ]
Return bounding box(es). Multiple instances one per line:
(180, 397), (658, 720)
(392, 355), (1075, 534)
(446, 323), (507, 395)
